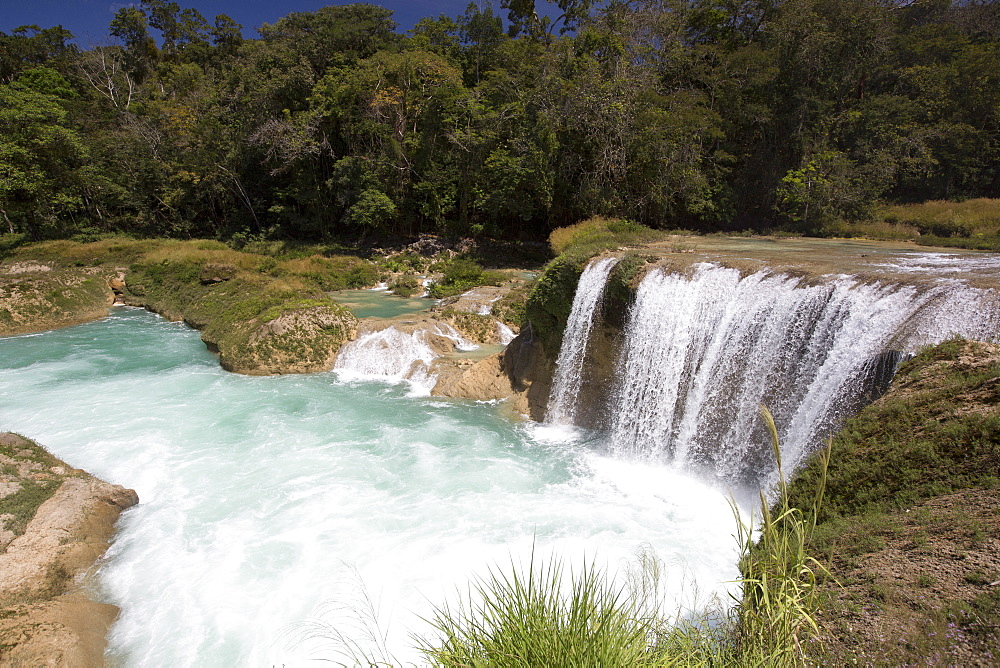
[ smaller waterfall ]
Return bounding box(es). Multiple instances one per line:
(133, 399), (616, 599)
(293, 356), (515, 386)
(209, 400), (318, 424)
(334, 322), (477, 394)
(545, 257), (619, 425)
(497, 322), (517, 345)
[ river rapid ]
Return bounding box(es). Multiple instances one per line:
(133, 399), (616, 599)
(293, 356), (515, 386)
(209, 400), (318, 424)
(0, 307), (742, 666)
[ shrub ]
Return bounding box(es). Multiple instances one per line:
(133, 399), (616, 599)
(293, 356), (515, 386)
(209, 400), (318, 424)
(389, 275), (422, 297)
(428, 257), (503, 299)
(548, 217), (660, 257)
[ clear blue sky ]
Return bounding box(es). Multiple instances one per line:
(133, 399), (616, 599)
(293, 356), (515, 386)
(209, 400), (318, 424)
(1, 1), (510, 44)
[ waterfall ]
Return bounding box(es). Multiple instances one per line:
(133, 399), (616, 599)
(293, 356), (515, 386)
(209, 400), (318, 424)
(334, 327), (438, 391)
(600, 263), (1000, 483)
(334, 322), (476, 394)
(546, 257), (619, 425)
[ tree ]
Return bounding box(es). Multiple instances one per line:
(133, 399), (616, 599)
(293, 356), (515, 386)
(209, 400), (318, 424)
(0, 69), (87, 239)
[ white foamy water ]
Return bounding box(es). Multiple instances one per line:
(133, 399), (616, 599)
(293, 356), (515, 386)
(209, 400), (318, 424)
(605, 263), (1000, 483)
(333, 322), (480, 395)
(0, 308), (742, 666)
(545, 257), (619, 425)
(496, 321), (517, 345)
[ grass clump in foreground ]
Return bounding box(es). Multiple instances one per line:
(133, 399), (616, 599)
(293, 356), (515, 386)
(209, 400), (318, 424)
(414, 407), (827, 667)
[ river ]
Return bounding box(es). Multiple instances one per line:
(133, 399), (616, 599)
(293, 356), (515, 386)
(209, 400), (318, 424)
(0, 307), (741, 665)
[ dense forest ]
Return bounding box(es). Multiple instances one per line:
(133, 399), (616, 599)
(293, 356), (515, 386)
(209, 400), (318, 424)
(1, 0), (998, 243)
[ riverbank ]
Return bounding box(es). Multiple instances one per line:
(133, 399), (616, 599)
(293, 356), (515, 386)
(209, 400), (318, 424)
(0, 433), (138, 665)
(0, 238), (530, 377)
(788, 339), (1000, 665)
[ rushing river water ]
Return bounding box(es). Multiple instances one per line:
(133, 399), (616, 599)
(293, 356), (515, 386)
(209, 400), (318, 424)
(0, 308), (742, 666)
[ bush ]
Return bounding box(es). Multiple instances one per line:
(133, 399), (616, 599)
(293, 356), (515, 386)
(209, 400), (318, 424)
(389, 274), (422, 297)
(548, 217), (660, 256)
(428, 257), (503, 299)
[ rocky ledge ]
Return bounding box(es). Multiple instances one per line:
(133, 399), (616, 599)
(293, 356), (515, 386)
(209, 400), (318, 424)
(0, 433), (138, 666)
(0, 262), (121, 337)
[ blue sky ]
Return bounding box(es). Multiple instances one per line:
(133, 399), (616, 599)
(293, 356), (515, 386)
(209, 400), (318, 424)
(2, 1), (509, 44)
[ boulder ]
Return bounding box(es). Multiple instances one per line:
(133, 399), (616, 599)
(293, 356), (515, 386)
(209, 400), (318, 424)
(199, 263), (237, 284)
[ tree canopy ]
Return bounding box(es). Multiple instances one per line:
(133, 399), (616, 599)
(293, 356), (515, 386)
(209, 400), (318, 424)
(0, 0), (996, 242)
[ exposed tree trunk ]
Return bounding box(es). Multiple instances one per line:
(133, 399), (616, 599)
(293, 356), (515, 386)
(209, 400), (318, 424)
(1, 208), (13, 235)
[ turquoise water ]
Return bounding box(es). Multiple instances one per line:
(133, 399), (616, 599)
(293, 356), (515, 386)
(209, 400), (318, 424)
(331, 287), (434, 319)
(0, 308), (741, 666)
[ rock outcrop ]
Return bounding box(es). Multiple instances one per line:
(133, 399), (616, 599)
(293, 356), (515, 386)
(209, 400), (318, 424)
(432, 330), (554, 420)
(222, 304), (360, 375)
(0, 433), (138, 666)
(0, 263), (116, 337)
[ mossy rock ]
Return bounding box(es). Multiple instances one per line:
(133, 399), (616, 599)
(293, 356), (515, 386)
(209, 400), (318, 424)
(524, 255), (584, 355)
(0, 268), (114, 336)
(438, 310), (499, 344)
(199, 263), (237, 284)
(224, 302), (359, 374)
(601, 253), (654, 330)
(125, 261), (359, 374)
(492, 285), (529, 327)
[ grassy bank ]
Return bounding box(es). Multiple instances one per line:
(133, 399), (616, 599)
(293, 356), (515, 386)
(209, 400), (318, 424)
(819, 199), (1000, 251)
(0, 237), (375, 373)
(1, 235), (539, 372)
(787, 338), (1000, 665)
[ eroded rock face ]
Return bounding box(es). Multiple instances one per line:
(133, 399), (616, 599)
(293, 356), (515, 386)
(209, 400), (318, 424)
(0, 433), (138, 667)
(222, 304), (360, 375)
(432, 354), (514, 402)
(0, 266), (116, 337)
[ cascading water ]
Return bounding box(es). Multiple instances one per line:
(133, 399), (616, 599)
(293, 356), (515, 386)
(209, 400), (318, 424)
(545, 257), (619, 425)
(602, 262), (1000, 483)
(497, 321), (517, 345)
(333, 322), (477, 394)
(0, 308), (742, 664)
(334, 326), (439, 392)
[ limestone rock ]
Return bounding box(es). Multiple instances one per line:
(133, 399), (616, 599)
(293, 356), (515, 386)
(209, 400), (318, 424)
(0, 433), (138, 666)
(502, 332), (554, 420)
(222, 304), (359, 375)
(199, 263), (237, 284)
(433, 354), (514, 401)
(0, 267), (115, 337)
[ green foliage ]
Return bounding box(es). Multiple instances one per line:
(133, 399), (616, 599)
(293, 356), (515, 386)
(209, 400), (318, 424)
(419, 553), (651, 667)
(2, 0), (998, 241)
(492, 284), (529, 326)
(0, 434), (65, 537)
(524, 254), (583, 354)
(389, 274), (422, 298)
(428, 257), (502, 299)
(0, 478), (61, 537)
(736, 407), (829, 665)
